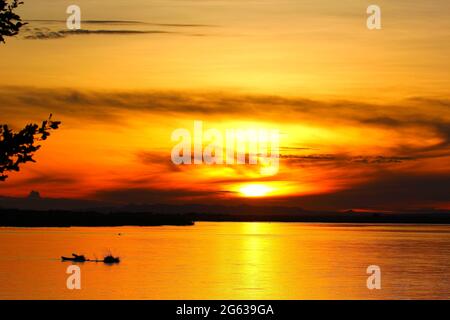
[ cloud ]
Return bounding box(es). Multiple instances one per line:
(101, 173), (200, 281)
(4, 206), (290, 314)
(0, 171), (81, 193)
(20, 173), (80, 186)
(23, 28), (174, 40)
(281, 154), (416, 165)
(1, 86), (449, 158)
(286, 171), (450, 210)
(94, 187), (226, 204)
(1, 86), (448, 122)
(136, 151), (183, 172)
(21, 19), (214, 40)
(26, 19), (215, 28)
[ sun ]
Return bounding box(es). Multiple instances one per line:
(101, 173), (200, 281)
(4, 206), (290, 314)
(239, 184), (272, 197)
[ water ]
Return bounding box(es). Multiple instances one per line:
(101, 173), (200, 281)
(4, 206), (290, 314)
(0, 222), (450, 300)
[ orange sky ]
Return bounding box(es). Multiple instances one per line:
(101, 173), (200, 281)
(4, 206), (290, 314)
(0, 0), (449, 210)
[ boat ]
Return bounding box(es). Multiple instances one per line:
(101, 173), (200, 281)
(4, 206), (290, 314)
(103, 255), (120, 264)
(61, 253), (87, 262)
(60, 253), (120, 263)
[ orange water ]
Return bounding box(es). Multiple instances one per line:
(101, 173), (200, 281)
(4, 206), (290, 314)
(0, 222), (449, 299)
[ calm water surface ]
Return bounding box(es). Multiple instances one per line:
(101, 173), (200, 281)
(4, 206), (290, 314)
(0, 222), (450, 299)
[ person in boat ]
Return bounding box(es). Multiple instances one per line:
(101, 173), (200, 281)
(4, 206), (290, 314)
(103, 255), (120, 263)
(72, 253), (86, 261)
(61, 253), (87, 262)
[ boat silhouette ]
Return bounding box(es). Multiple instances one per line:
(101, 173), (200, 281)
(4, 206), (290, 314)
(61, 253), (120, 264)
(61, 253), (87, 262)
(102, 255), (120, 264)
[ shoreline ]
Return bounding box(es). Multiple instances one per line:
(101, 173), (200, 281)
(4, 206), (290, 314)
(2, 209), (450, 227)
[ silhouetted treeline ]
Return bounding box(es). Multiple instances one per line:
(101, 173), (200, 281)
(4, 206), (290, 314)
(2, 208), (450, 227)
(0, 209), (194, 227)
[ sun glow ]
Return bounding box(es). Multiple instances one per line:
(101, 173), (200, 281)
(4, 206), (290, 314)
(239, 184), (272, 197)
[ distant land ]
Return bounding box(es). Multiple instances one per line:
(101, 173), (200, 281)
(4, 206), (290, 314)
(0, 209), (194, 227)
(2, 209), (450, 227)
(1, 192), (450, 226)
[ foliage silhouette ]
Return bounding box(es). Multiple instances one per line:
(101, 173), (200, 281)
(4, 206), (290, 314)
(0, 0), (26, 43)
(0, 115), (61, 181)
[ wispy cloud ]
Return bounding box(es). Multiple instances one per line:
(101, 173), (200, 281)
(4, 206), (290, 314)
(281, 154), (416, 164)
(23, 28), (174, 40)
(94, 187), (227, 204)
(21, 19), (214, 40)
(1, 86), (449, 133)
(26, 19), (216, 28)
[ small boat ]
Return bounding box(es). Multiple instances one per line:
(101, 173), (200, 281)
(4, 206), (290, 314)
(103, 255), (120, 264)
(61, 253), (87, 262)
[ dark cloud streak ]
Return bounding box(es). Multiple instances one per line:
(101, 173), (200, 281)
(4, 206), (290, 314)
(21, 19), (214, 40)
(23, 28), (175, 40)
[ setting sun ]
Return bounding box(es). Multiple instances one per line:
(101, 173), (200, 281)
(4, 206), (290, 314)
(239, 184), (272, 197)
